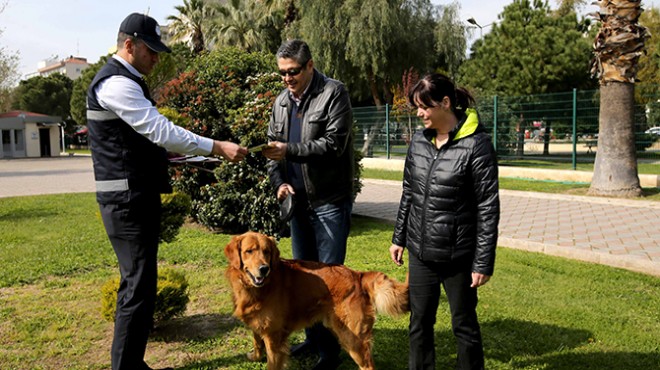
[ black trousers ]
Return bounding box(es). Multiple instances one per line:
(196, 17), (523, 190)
(100, 194), (161, 370)
(408, 251), (484, 370)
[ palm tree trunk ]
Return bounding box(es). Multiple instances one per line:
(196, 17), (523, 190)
(588, 82), (642, 197)
(589, 0), (647, 197)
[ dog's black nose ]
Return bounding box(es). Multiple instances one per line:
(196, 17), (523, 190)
(259, 265), (270, 276)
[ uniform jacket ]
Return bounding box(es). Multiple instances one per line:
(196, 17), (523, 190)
(392, 109), (499, 275)
(267, 69), (354, 208)
(86, 58), (171, 204)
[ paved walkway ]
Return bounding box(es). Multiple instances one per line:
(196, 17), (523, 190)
(2, 157), (659, 277)
(354, 179), (660, 277)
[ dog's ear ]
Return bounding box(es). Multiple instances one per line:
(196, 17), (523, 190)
(224, 234), (243, 270)
(268, 236), (280, 268)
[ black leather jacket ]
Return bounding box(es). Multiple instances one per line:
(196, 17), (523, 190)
(392, 109), (499, 275)
(267, 69), (354, 208)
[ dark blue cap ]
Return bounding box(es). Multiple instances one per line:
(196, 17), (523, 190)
(119, 13), (171, 53)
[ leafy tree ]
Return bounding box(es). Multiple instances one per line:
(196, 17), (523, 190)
(433, 2), (470, 79)
(13, 74), (73, 121)
(69, 56), (106, 128)
(459, 0), (595, 96)
(636, 6), (660, 122)
(589, 0), (648, 197)
(292, 0), (435, 106)
(457, 0), (596, 156)
(0, 0), (19, 112)
(214, 0), (278, 52)
(167, 0), (217, 53)
(259, 0), (298, 28)
(146, 44), (195, 101)
(390, 68), (420, 144)
(554, 0), (587, 16)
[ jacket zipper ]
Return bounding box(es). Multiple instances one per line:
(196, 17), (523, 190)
(419, 146), (440, 260)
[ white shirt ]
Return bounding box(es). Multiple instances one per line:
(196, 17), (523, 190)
(94, 55), (214, 155)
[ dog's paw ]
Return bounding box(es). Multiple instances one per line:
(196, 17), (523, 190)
(247, 350), (263, 362)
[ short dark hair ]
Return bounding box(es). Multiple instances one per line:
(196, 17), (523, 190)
(276, 39), (312, 66)
(408, 73), (475, 114)
(117, 31), (141, 50)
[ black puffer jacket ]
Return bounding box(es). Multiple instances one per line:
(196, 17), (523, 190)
(392, 109), (499, 275)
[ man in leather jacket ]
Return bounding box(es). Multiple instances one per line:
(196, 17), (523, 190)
(263, 39), (354, 370)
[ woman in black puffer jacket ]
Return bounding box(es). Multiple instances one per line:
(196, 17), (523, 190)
(389, 73), (499, 370)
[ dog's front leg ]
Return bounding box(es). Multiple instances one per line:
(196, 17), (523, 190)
(262, 334), (288, 370)
(247, 331), (265, 362)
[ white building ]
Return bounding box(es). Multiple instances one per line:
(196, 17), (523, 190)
(0, 111), (64, 158)
(35, 56), (90, 80)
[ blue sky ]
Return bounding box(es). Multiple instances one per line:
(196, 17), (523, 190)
(0, 0), (601, 80)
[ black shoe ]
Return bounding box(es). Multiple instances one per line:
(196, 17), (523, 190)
(312, 356), (341, 370)
(290, 340), (314, 357)
(143, 365), (173, 370)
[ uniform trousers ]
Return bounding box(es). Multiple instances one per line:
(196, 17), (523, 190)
(100, 193), (162, 370)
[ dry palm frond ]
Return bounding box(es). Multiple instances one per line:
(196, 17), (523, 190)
(590, 0), (650, 84)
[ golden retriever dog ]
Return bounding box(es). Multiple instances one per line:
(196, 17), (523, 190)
(224, 231), (408, 370)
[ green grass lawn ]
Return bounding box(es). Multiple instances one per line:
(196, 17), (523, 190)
(1, 194), (659, 369)
(498, 159), (660, 175)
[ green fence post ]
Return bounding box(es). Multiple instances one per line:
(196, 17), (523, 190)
(493, 96), (498, 152)
(572, 88), (577, 170)
(385, 104), (390, 159)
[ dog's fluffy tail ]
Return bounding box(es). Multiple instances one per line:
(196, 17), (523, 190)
(362, 271), (409, 317)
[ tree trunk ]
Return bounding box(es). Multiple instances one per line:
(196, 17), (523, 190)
(543, 121), (551, 155)
(588, 82), (642, 197)
(360, 70), (384, 156)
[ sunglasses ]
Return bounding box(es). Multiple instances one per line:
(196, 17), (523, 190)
(278, 67), (304, 77)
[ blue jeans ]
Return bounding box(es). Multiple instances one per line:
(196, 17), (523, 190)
(289, 197), (352, 359)
(290, 198), (352, 265)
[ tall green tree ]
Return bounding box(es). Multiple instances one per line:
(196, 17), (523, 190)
(259, 0), (298, 27)
(589, 0), (648, 197)
(0, 0), (19, 112)
(69, 57), (105, 128)
(213, 0), (277, 52)
(292, 0), (435, 106)
(554, 0), (587, 16)
(13, 74), (73, 120)
(635, 6), (660, 117)
(433, 2), (469, 79)
(459, 0), (595, 96)
(167, 0), (217, 53)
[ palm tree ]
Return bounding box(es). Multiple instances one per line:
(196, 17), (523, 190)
(167, 0), (216, 54)
(589, 0), (649, 197)
(213, 0), (283, 52)
(258, 0), (298, 27)
(213, 0), (261, 51)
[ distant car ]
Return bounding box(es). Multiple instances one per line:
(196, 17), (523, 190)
(645, 127), (660, 136)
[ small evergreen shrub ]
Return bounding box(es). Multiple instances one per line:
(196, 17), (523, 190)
(100, 268), (189, 323)
(159, 192), (192, 243)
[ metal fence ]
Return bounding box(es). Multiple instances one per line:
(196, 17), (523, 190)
(353, 88), (660, 166)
